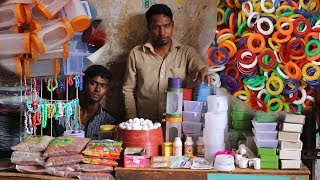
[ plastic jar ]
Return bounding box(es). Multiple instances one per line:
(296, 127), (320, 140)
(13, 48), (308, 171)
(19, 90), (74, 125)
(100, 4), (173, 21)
(98, 125), (116, 140)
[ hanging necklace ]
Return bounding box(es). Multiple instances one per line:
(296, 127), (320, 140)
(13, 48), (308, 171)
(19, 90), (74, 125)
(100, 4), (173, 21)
(47, 78), (58, 92)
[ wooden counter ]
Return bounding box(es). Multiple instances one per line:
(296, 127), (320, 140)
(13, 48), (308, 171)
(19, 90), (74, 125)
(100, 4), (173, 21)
(115, 164), (310, 180)
(0, 171), (73, 180)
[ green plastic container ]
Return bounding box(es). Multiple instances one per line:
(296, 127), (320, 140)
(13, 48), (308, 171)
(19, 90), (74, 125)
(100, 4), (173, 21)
(231, 111), (253, 121)
(259, 155), (279, 163)
(255, 111), (279, 123)
(258, 148), (278, 156)
(232, 120), (252, 130)
(261, 161), (279, 169)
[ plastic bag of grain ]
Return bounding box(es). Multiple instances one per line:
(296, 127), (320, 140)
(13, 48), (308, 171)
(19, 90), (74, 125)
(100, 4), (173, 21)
(11, 135), (54, 152)
(45, 154), (84, 167)
(43, 137), (90, 157)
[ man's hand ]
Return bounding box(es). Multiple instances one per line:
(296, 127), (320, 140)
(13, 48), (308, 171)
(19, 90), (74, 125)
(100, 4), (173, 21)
(193, 67), (211, 84)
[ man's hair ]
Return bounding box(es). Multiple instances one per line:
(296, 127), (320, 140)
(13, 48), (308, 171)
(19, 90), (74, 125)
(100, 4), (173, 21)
(145, 4), (173, 25)
(83, 65), (112, 80)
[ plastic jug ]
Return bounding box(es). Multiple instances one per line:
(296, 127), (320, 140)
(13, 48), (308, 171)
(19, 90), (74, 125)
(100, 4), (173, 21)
(63, 0), (90, 32)
(31, 41), (69, 63)
(25, 58), (60, 77)
(36, 0), (71, 19)
(0, 57), (22, 77)
(0, 4), (26, 28)
(0, 32), (30, 54)
(165, 118), (182, 142)
(31, 18), (74, 53)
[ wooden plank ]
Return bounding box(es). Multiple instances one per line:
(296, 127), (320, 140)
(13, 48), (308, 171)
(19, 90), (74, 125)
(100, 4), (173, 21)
(0, 172), (74, 180)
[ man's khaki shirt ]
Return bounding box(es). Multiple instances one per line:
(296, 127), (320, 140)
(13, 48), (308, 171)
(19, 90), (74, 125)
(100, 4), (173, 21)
(123, 39), (207, 122)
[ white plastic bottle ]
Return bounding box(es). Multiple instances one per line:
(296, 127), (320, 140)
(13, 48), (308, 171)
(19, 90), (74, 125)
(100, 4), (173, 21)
(184, 136), (194, 157)
(173, 137), (182, 156)
(196, 137), (205, 157)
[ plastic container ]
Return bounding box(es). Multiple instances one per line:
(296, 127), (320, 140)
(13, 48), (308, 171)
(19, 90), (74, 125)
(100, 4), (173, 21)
(31, 42), (68, 63)
(182, 121), (203, 134)
(183, 133), (202, 143)
(35, 0), (71, 19)
(31, 18), (74, 53)
(0, 25), (22, 34)
(3, 0), (38, 4)
(254, 137), (278, 148)
(183, 111), (202, 122)
(173, 137), (182, 156)
(184, 136), (194, 157)
(255, 111), (279, 123)
(29, 4), (60, 21)
(0, 4), (26, 28)
(252, 120), (277, 131)
(196, 136), (205, 157)
(253, 128), (278, 140)
(165, 120), (182, 142)
(231, 110), (253, 121)
(204, 128), (225, 146)
(183, 100), (204, 112)
(183, 88), (193, 101)
(204, 143), (225, 161)
(0, 32), (30, 54)
(205, 112), (228, 130)
(26, 58), (60, 77)
(63, 0), (90, 32)
(98, 125), (116, 140)
(166, 88), (183, 117)
(207, 95), (228, 112)
(0, 57), (22, 77)
(63, 51), (89, 75)
(30, 18), (60, 32)
(232, 120), (252, 130)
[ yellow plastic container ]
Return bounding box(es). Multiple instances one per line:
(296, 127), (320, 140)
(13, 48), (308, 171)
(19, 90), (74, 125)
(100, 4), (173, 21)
(98, 125), (116, 140)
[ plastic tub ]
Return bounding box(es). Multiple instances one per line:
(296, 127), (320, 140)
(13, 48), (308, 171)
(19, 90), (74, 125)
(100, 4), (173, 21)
(0, 4), (26, 28)
(27, 58), (60, 77)
(63, 0), (90, 32)
(203, 128), (225, 146)
(253, 128), (278, 140)
(183, 111), (203, 123)
(182, 122), (203, 134)
(255, 111), (279, 123)
(31, 42), (68, 63)
(0, 32), (30, 55)
(252, 120), (277, 131)
(231, 110), (253, 121)
(254, 137), (278, 148)
(35, 0), (70, 19)
(232, 120), (252, 130)
(31, 18), (74, 53)
(183, 101), (204, 112)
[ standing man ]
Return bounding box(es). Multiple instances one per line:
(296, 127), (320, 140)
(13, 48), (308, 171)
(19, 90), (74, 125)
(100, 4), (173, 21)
(123, 4), (209, 122)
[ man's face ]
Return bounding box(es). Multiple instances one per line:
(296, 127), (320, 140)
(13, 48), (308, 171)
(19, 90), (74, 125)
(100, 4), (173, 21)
(148, 14), (174, 46)
(84, 76), (109, 103)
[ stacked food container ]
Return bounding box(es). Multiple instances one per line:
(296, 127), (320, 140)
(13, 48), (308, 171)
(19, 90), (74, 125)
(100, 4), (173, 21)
(279, 114), (305, 169)
(252, 111), (279, 169)
(182, 100), (204, 142)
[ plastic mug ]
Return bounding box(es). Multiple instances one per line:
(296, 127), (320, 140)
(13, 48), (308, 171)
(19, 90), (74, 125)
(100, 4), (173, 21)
(253, 158), (261, 170)
(239, 157), (249, 168)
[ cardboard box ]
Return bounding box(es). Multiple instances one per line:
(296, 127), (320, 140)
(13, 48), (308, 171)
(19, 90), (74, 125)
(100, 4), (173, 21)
(278, 131), (301, 142)
(257, 148), (277, 156)
(282, 123), (303, 133)
(279, 150), (301, 160)
(124, 147), (147, 168)
(284, 114), (305, 124)
(280, 140), (303, 151)
(281, 160), (302, 169)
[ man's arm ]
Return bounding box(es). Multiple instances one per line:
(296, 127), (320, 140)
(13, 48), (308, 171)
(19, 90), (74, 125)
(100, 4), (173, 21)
(122, 51), (138, 119)
(186, 47), (209, 83)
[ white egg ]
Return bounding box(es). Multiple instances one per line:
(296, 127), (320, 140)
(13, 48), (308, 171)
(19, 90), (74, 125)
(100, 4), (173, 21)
(127, 126), (132, 130)
(140, 121), (146, 126)
(142, 126), (149, 130)
(154, 122), (161, 127)
(133, 118), (139, 122)
(128, 119), (133, 123)
(148, 123), (153, 127)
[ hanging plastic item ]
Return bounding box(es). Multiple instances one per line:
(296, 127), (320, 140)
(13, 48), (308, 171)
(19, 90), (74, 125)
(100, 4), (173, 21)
(29, 4), (60, 21)
(3, 0), (39, 5)
(0, 32), (30, 55)
(24, 57), (60, 77)
(31, 41), (69, 63)
(30, 18), (60, 32)
(0, 4), (27, 29)
(35, 0), (71, 20)
(63, 0), (91, 32)
(31, 18), (74, 53)
(0, 57), (22, 77)
(0, 25), (22, 34)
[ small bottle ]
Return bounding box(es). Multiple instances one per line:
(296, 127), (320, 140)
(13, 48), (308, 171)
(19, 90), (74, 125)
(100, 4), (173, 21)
(196, 137), (204, 157)
(173, 137), (182, 156)
(184, 136), (194, 157)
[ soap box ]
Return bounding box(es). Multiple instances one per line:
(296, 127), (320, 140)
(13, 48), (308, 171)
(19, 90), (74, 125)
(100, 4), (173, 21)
(257, 148), (277, 156)
(280, 140), (303, 151)
(279, 150), (301, 160)
(124, 147), (147, 168)
(261, 161), (279, 169)
(281, 160), (302, 169)
(282, 123), (303, 133)
(278, 131), (301, 142)
(259, 155), (279, 163)
(284, 114), (305, 124)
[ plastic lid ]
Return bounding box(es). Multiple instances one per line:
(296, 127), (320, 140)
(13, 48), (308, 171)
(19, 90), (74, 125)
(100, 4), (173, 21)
(15, 57), (22, 77)
(54, 58), (60, 77)
(24, 32), (30, 54)
(12, 25), (22, 33)
(23, 4), (32, 23)
(30, 33), (45, 53)
(35, 3), (54, 19)
(100, 125), (116, 131)
(14, 4), (26, 23)
(30, 42), (37, 64)
(23, 58), (30, 78)
(70, 15), (91, 32)
(61, 18), (75, 39)
(166, 117), (182, 122)
(63, 41), (69, 60)
(30, 20), (42, 32)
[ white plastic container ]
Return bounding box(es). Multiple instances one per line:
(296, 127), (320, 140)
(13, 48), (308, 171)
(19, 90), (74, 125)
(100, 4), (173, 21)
(278, 131), (301, 142)
(204, 143), (225, 161)
(166, 88), (183, 117)
(203, 128), (225, 146)
(30, 18), (60, 32)
(184, 136), (194, 157)
(29, 4), (60, 21)
(282, 123), (303, 133)
(182, 122), (203, 134)
(0, 25), (22, 34)
(0, 32), (30, 54)
(252, 120), (277, 131)
(205, 112), (228, 130)
(3, 0), (38, 4)
(31, 18), (74, 53)
(26, 58), (60, 77)
(207, 95), (228, 112)
(183, 111), (202, 122)
(0, 4), (26, 28)
(173, 137), (182, 156)
(279, 140), (303, 151)
(183, 101), (204, 112)
(31, 41), (68, 63)
(63, 0), (90, 32)
(0, 57), (22, 77)
(35, 0), (71, 19)
(165, 121), (182, 142)
(253, 128), (278, 140)
(254, 137), (278, 148)
(280, 160), (301, 169)
(279, 150), (301, 160)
